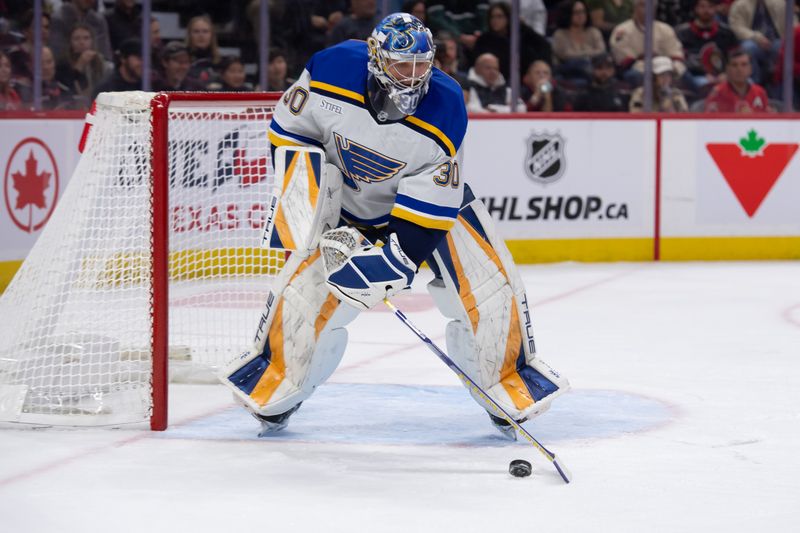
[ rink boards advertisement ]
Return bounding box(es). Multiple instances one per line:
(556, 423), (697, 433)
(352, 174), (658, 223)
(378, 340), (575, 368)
(461, 118), (657, 262)
(0, 113), (278, 291)
(2, 113), (800, 291)
(1, 116), (84, 294)
(660, 119), (800, 259)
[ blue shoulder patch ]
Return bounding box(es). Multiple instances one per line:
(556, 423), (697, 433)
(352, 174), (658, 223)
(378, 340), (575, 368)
(305, 40), (369, 101)
(407, 69), (468, 156)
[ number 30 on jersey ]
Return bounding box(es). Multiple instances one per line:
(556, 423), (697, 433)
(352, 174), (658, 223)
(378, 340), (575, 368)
(433, 160), (460, 189)
(282, 87), (309, 115)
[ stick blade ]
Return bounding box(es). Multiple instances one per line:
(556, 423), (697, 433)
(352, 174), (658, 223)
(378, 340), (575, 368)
(553, 456), (572, 484)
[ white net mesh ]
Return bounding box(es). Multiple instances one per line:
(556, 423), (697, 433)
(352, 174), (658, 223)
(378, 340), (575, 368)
(0, 92), (282, 426)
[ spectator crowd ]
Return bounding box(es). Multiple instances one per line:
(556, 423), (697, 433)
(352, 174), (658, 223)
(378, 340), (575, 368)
(0, 0), (798, 113)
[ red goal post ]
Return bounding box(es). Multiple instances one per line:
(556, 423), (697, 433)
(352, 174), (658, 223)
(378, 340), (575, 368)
(0, 91), (285, 430)
(149, 92), (284, 429)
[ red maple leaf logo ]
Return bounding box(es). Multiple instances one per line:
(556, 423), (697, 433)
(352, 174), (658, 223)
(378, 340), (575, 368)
(12, 150), (51, 210)
(706, 130), (798, 217)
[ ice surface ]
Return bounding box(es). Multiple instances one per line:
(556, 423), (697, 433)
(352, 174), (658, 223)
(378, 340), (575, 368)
(1, 262), (799, 532)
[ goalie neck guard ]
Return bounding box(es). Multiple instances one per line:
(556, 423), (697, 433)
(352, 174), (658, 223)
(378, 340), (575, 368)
(367, 13), (435, 121)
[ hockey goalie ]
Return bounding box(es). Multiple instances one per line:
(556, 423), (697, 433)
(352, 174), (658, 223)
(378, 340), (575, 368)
(219, 13), (569, 439)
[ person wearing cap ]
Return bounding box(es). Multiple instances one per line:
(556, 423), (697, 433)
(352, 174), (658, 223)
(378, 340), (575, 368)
(93, 38), (143, 98)
(152, 41), (204, 92)
(573, 52), (626, 111)
(629, 56), (689, 112)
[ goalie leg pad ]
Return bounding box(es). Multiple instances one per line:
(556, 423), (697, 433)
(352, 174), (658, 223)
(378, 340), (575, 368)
(262, 146), (343, 257)
(220, 251), (358, 416)
(428, 186), (569, 422)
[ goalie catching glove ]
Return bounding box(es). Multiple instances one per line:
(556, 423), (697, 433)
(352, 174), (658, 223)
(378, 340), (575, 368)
(321, 227), (416, 310)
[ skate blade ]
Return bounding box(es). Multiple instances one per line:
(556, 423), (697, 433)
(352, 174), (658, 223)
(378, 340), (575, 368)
(493, 423), (518, 441)
(257, 419), (289, 437)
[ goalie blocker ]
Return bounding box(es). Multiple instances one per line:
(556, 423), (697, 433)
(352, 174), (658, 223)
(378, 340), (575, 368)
(220, 146), (568, 425)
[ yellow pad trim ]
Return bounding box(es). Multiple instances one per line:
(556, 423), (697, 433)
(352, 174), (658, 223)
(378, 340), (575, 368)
(290, 250), (321, 284)
(273, 151), (301, 250)
(499, 299), (534, 410)
(315, 293), (341, 340)
(459, 215), (508, 280)
(305, 151), (320, 210)
(250, 300), (287, 406)
(501, 372), (535, 411)
(446, 233), (480, 333)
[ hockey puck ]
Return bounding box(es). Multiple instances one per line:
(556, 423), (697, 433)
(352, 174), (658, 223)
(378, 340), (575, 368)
(508, 459), (532, 477)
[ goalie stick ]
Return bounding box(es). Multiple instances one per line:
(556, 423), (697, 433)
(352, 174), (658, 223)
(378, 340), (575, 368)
(383, 298), (572, 484)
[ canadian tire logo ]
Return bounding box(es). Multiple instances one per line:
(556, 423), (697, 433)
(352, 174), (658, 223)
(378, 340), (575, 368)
(3, 138), (60, 233)
(706, 130), (798, 217)
(524, 132), (565, 185)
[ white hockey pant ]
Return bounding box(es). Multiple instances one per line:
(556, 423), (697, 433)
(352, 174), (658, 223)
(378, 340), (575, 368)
(427, 186), (570, 421)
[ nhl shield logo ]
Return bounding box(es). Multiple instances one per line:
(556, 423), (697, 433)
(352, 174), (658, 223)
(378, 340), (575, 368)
(524, 133), (565, 184)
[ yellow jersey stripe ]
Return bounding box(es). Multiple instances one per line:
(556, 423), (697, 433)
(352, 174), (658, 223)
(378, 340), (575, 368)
(268, 130), (304, 147)
(391, 206), (456, 230)
(309, 80), (366, 104)
(404, 115), (457, 157)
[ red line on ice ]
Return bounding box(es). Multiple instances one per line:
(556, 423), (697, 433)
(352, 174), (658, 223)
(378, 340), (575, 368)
(0, 405), (233, 489)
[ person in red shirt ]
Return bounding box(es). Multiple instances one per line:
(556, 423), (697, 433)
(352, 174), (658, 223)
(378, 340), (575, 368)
(0, 51), (22, 111)
(704, 48), (773, 112)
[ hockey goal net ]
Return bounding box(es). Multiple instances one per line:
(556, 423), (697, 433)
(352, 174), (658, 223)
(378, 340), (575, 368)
(0, 92), (284, 429)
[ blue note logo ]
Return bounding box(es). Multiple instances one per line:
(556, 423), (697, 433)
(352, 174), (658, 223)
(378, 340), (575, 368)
(334, 132), (406, 191)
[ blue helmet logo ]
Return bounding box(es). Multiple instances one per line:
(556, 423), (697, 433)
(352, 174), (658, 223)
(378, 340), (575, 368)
(374, 13), (433, 54)
(368, 13), (435, 117)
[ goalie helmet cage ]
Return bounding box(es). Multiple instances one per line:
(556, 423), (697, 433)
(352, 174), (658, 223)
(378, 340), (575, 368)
(0, 92), (284, 430)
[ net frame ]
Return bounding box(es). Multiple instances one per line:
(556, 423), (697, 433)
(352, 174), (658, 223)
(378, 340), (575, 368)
(152, 92), (284, 430)
(0, 91), (283, 430)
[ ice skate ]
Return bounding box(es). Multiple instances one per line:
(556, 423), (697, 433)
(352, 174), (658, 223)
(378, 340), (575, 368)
(252, 403), (302, 437)
(488, 412), (517, 441)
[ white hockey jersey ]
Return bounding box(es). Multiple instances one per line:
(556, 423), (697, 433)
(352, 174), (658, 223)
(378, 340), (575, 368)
(268, 40), (468, 232)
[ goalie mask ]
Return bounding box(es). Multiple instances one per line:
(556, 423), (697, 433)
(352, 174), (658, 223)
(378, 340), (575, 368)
(367, 13), (435, 121)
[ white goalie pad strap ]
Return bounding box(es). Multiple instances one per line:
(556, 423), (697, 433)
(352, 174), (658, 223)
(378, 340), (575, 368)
(429, 198), (569, 421)
(261, 146), (343, 257)
(219, 251), (358, 415)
